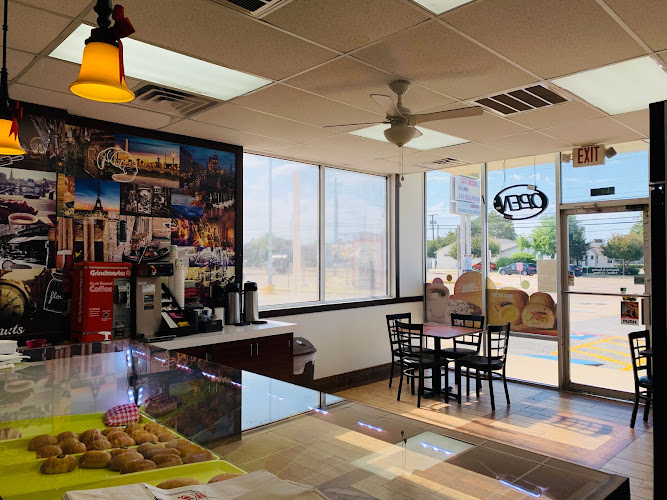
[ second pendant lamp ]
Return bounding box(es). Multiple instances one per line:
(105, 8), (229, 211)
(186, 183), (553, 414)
(70, 0), (135, 103)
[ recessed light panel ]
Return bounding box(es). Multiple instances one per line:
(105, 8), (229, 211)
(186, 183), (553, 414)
(50, 24), (272, 101)
(411, 0), (474, 15)
(349, 124), (468, 150)
(551, 56), (667, 115)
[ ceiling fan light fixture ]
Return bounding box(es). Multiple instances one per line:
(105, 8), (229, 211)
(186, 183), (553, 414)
(384, 125), (416, 147)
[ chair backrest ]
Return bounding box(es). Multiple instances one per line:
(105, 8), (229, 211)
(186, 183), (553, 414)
(628, 330), (651, 385)
(394, 321), (423, 359)
(451, 314), (485, 350)
(486, 323), (511, 363)
(386, 313), (412, 349)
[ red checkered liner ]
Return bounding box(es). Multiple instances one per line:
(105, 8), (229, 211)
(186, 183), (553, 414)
(104, 403), (140, 426)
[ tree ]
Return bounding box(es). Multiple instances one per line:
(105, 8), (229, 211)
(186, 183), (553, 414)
(520, 215), (588, 261)
(426, 231), (457, 258)
(243, 233), (292, 266)
(630, 221), (643, 236)
(470, 211), (517, 240)
(568, 218), (588, 263)
(449, 237), (500, 260)
(602, 233), (643, 274)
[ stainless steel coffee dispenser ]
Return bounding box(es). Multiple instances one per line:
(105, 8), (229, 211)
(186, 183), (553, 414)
(243, 281), (259, 323)
(224, 282), (241, 326)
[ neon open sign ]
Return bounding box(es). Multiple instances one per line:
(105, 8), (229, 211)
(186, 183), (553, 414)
(493, 184), (549, 220)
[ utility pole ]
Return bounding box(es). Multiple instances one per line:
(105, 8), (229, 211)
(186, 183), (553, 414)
(429, 214), (436, 240)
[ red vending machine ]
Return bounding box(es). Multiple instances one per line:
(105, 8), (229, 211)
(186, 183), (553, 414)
(71, 262), (133, 342)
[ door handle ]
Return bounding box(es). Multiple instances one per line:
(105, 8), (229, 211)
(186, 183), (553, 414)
(256, 342), (259, 356)
(250, 344), (253, 357)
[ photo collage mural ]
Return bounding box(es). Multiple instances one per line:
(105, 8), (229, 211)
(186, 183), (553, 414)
(0, 106), (238, 342)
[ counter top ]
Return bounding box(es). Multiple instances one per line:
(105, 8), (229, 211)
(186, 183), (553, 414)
(148, 320), (298, 351)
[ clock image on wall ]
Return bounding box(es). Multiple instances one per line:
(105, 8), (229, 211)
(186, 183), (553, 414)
(0, 279), (32, 325)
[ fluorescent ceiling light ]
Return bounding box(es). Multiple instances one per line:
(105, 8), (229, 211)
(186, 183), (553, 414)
(551, 56), (667, 115)
(411, 0), (474, 15)
(50, 24), (272, 101)
(349, 124), (468, 150)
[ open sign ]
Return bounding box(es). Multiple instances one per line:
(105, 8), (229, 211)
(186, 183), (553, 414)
(493, 184), (549, 220)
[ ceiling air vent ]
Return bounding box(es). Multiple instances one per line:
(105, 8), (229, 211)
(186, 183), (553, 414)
(418, 157), (468, 169)
(209, 0), (293, 17)
(475, 84), (568, 115)
(132, 85), (219, 117)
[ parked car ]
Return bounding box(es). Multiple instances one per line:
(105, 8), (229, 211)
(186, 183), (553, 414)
(569, 264), (583, 277)
(472, 262), (496, 270)
(498, 262), (537, 276)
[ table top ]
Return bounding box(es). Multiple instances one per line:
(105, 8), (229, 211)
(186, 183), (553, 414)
(422, 322), (483, 339)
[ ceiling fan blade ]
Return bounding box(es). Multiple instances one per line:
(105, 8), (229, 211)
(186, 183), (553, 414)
(370, 94), (403, 119)
(410, 106), (484, 126)
(324, 121), (389, 129)
(413, 128), (423, 139)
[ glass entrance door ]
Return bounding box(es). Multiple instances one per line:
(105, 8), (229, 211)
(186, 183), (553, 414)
(562, 206), (649, 396)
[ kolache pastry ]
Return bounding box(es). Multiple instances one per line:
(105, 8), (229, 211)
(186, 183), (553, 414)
(137, 442), (163, 457)
(56, 431), (78, 441)
(109, 447), (133, 457)
(209, 473), (244, 483)
(0, 427), (22, 440)
(79, 429), (101, 443)
(125, 423), (144, 434)
(28, 435), (57, 451)
(522, 292), (557, 329)
(145, 447), (181, 460)
(488, 288), (529, 327)
(151, 453), (182, 468)
(86, 438), (112, 451)
(132, 432), (159, 445)
(57, 438), (87, 455)
(110, 435), (135, 448)
(109, 451), (144, 471)
(183, 450), (215, 464)
(156, 478), (203, 489)
(36, 445), (63, 458)
(101, 427), (121, 437)
(80, 430), (104, 446)
(41, 454), (77, 474)
(120, 459), (157, 474)
(79, 450), (112, 469)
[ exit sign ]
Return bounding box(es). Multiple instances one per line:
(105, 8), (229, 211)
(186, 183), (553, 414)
(573, 145), (605, 167)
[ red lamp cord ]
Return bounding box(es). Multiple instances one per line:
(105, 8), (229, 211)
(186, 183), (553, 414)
(111, 5), (135, 84)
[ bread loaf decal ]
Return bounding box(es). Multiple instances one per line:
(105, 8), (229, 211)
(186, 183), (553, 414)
(521, 292), (556, 330)
(488, 289), (528, 327)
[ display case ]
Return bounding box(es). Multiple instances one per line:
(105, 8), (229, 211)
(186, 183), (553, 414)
(0, 340), (244, 499)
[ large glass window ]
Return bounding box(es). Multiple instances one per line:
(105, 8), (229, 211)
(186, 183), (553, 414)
(243, 154), (389, 308)
(324, 168), (388, 301)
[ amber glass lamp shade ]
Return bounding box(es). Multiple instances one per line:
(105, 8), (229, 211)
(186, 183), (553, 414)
(0, 118), (25, 155)
(69, 41), (134, 103)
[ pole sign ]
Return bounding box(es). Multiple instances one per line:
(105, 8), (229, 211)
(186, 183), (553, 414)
(450, 175), (480, 216)
(573, 145), (605, 167)
(493, 184), (548, 220)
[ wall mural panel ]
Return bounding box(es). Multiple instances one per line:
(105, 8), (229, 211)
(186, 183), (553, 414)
(0, 105), (241, 343)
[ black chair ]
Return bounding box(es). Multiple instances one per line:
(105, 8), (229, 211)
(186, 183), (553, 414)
(628, 330), (653, 428)
(455, 323), (511, 411)
(395, 321), (446, 408)
(385, 313), (412, 388)
(441, 314), (485, 397)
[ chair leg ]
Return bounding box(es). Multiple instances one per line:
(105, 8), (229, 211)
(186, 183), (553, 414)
(417, 367), (423, 408)
(488, 371), (495, 411)
(389, 360), (395, 388)
(476, 370), (481, 397)
(643, 391), (652, 422)
(397, 365), (404, 402)
(466, 368), (470, 397)
(502, 369), (510, 406)
(411, 373), (415, 395)
(455, 364), (462, 403)
(630, 391), (640, 428)
(444, 363), (449, 404)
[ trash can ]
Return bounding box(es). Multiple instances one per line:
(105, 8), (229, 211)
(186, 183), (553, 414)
(293, 337), (317, 388)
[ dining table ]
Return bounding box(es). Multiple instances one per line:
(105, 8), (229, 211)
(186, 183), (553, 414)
(421, 322), (485, 402)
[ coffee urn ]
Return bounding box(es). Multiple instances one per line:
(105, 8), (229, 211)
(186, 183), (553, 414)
(243, 281), (259, 323)
(225, 282), (241, 325)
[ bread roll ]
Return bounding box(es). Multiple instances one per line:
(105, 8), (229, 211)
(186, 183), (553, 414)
(109, 447), (132, 457)
(110, 435), (135, 448)
(156, 431), (175, 442)
(79, 429), (100, 443)
(36, 445), (63, 458)
(522, 303), (556, 329)
(183, 450), (215, 464)
(105, 430), (129, 442)
(80, 430), (104, 446)
(137, 441), (163, 457)
(165, 438), (189, 449)
(40, 454), (77, 474)
(125, 422), (144, 432)
(156, 478), (203, 489)
(208, 473), (243, 483)
(4, 379), (35, 393)
(152, 454), (182, 468)
(120, 459), (157, 474)
(101, 427), (121, 437)
(488, 289), (529, 327)
(79, 450), (112, 469)
(144, 422), (163, 433)
(87, 438), (112, 451)
(57, 438), (86, 455)
(56, 431), (78, 441)
(109, 451), (144, 471)
(529, 292), (555, 310)
(145, 447), (181, 460)
(133, 432), (159, 445)
(0, 427), (22, 440)
(28, 435), (57, 451)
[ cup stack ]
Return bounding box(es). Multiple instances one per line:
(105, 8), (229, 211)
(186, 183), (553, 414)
(0, 340), (24, 370)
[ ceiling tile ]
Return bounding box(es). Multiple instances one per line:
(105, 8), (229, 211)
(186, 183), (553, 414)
(604, 0), (667, 51)
(7, 49), (36, 78)
(542, 117), (643, 145)
(231, 83), (383, 128)
(264, 0), (430, 53)
(193, 104), (334, 143)
(613, 110), (649, 137)
(9, 83), (176, 130)
(419, 109), (529, 141)
(13, 0), (91, 17)
(275, 143), (367, 167)
(507, 101), (606, 130)
(100, 0), (336, 81)
(425, 142), (517, 163)
(161, 120), (295, 152)
(442, 0), (646, 79)
(308, 133), (403, 159)
(285, 57), (456, 114)
(380, 150), (445, 165)
(659, 50), (667, 67)
(352, 19), (536, 99)
(484, 131), (572, 156)
(3, 3), (72, 53)
(347, 158), (401, 174)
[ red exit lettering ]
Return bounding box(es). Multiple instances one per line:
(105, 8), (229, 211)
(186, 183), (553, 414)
(573, 145), (605, 167)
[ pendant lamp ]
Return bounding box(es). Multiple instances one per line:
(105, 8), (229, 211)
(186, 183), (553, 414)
(70, 0), (135, 103)
(0, 0), (25, 155)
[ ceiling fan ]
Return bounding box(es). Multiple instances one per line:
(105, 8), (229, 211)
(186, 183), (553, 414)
(325, 80), (484, 148)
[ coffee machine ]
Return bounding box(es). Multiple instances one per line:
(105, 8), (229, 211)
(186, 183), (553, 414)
(132, 263), (173, 339)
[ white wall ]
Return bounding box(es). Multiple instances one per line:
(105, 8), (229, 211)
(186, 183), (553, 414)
(398, 173), (424, 297)
(265, 301), (423, 379)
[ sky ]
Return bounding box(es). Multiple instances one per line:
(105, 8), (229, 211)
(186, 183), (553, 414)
(74, 178), (120, 212)
(426, 149), (648, 244)
(115, 134), (180, 165)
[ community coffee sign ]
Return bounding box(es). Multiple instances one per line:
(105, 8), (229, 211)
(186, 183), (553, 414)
(493, 184), (549, 220)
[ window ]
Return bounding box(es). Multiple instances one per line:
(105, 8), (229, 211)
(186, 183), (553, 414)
(243, 154), (389, 308)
